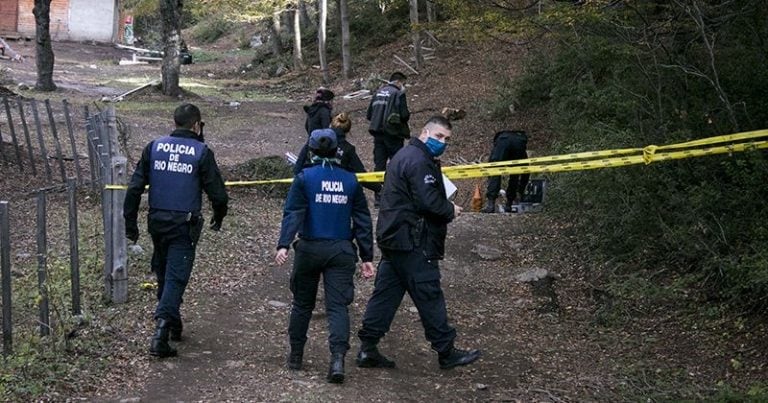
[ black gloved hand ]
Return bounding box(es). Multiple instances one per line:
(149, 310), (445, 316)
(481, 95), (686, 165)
(126, 221), (139, 243)
(209, 216), (223, 231)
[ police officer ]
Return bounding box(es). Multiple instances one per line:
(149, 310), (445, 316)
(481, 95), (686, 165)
(124, 103), (228, 358)
(367, 72), (410, 205)
(275, 128), (376, 384)
(356, 115), (481, 370)
(481, 130), (530, 213)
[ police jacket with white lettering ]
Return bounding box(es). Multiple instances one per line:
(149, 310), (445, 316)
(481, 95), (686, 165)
(124, 129), (228, 228)
(277, 163), (374, 262)
(376, 138), (455, 259)
(366, 83), (410, 138)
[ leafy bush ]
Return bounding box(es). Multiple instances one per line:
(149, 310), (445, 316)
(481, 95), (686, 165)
(513, 1), (768, 310)
(191, 14), (234, 44)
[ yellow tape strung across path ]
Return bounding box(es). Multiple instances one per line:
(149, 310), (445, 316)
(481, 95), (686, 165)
(104, 130), (768, 189)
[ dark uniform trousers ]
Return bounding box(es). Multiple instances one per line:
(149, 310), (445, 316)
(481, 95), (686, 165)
(358, 247), (457, 354)
(373, 135), (405, 173)
(486, 133), (530, 201)
(289, 239), (357, 354)
(149, 213), (203, 327)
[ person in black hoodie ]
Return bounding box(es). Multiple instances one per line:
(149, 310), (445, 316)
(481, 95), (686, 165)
(304, 88), (335, 135)
(294, 113), (382, 194)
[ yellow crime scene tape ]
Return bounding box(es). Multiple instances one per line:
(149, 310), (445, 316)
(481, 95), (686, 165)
(104, 129), (768, 190)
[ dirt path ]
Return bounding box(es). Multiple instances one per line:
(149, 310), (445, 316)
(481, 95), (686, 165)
(113, 198), (559, 402)
(4, 40), (766, 402)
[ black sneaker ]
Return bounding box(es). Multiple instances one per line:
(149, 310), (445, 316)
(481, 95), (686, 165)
(356, 348), (396, 368)
(438, 347), (481, 369)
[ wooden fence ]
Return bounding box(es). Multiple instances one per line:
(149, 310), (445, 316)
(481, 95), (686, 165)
(85, 106), (128, 305)
(0, 103), (127, 356)
(0, 97), (90, 187)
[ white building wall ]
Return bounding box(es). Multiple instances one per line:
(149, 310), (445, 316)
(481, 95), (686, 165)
(68, 0), (116, 42)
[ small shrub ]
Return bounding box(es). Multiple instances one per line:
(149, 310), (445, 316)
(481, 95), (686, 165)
(191, 14), (234, 44)
(227, 156), (293, 198)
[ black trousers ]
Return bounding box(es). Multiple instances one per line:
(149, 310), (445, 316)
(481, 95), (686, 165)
(288, 239), (357, 354)
(485, 134), (529, 202)
(372, 134), (405, 173)
(148, 213), (203, 326)
(358, 248), (456, 354)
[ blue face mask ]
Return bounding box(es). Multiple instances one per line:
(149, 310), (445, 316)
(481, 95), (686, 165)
(425, 137), (447, 157)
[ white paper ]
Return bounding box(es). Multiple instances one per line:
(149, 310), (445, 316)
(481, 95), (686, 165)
(442, 174), (457, 200)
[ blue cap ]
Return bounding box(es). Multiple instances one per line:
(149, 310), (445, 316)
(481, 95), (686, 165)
(308, 128), (337, 153)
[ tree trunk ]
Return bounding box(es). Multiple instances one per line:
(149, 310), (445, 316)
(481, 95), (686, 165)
(338, 0), (352, 79)
(409, 0), (423, 70)
(426, 1), (436, 23)
(282, 9), (294, 35)
(318, 0), (329, 83)
(298, 0), (311, 28)
(272, 10), (283, 56)
(293, 5), (304, 70)
(160, 0), (183, 97)
(33, 0), (56, 91)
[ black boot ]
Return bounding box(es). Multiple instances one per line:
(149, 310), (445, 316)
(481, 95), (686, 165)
(438, 347), (481, 369)
(169, 320), (183, 342)
(481, 198), (496, 213)
(287, 344), (304, 370)
(327, 352), (345, 383)
(149, 319), (177, 358)
(356, 344), (396, 368)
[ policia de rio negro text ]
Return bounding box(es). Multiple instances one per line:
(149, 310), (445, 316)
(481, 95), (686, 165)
(124, 103), (229, 358)
(275, 129), (376, 384)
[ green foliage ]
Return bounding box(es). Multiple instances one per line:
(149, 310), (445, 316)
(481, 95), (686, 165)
(191, 13), (235, 44)
(0, 205), (115, 401)
(507, 0), (768, 310)
(347, 1), (410, 52)
(229, 156), (293, 198)
(711, 383), (768, 402)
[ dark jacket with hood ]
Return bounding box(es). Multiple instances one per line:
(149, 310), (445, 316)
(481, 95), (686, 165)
(293, 128), (382, 193)
(304, 102), (332, 135)
(367, 83), (410, 139)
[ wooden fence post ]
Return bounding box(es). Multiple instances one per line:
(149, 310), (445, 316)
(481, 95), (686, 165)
(17, 98), (38, 177)
(36, 191), (50, 336)
(110, 157), (128, 303)
(2, 96), (24, 172)
(30, 100), (53, 181)
(67, 179), (81, 315)
(44, 99), (67, 183)
(62, 100), (83, 185)
(0, 119), (5, 162)
(84, 107), (99, 192)
(1, 201), (12, 356)
(100, 143), (113, 301)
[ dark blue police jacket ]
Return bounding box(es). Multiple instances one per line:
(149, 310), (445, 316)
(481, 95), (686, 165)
(300, 164), (359, 240)
(148, 135), (206, 213)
